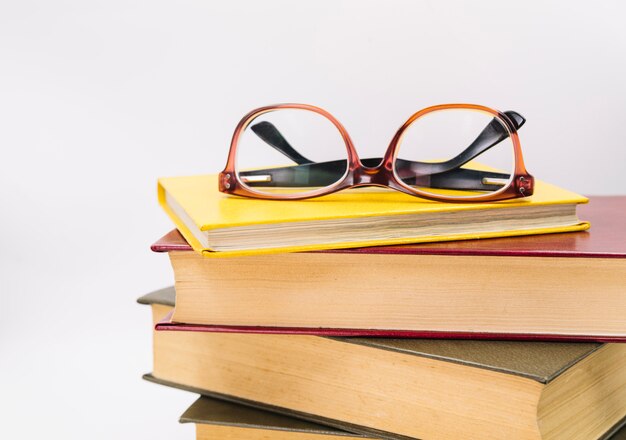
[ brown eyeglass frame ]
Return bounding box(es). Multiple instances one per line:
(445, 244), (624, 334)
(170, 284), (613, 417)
(219, 103), (534, 202)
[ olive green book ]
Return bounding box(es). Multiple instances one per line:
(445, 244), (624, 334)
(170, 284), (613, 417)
(140, 288), (626, 440)
(179, 395), (626, 440)
(181, 396), (367, 439)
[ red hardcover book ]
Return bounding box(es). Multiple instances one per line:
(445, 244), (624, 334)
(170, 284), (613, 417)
(153, 196), (626, 341)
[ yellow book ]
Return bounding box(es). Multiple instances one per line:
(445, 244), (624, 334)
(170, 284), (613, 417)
(157, 174), (589, 257)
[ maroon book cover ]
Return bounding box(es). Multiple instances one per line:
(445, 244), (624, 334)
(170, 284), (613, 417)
(154, 310), (626, 342)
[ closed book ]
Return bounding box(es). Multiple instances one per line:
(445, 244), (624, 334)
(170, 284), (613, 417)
(153, 196), (626, 341)
(140, 288), (626, 440)
(181, 396), (366, 439)
(157, 173), (588, 257)
(180, 396), (626, 440)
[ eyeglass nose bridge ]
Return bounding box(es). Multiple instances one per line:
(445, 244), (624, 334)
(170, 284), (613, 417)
(349, 157), (396, 187)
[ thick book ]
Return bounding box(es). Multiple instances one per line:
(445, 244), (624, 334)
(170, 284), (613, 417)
(157, 173), (588, 257)
(153, 196), (626, 341)
(140, 288), (626, 440)
(179, 395), (626, 440)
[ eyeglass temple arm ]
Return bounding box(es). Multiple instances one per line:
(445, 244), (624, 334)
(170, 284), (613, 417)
(250, 122), (315, 165)
(243, 111), (525, 190)
(239, 159), (510, 191)
(407, 110), (525, 175)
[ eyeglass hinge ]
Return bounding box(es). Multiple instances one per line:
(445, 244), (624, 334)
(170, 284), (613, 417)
(516, 176), (534, 196)
(220, 172), (233, 190)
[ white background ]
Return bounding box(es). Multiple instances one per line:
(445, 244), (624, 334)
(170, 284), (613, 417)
(1, 1), (625, 438)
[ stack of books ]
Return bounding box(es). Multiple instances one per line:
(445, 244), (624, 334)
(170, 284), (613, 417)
(141, 173), (626, 439)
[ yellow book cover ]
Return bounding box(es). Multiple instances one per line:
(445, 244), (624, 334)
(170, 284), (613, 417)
(157, 174), (589, 257)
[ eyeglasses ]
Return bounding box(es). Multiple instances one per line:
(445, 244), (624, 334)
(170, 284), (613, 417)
(219, 103), (534, 202)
